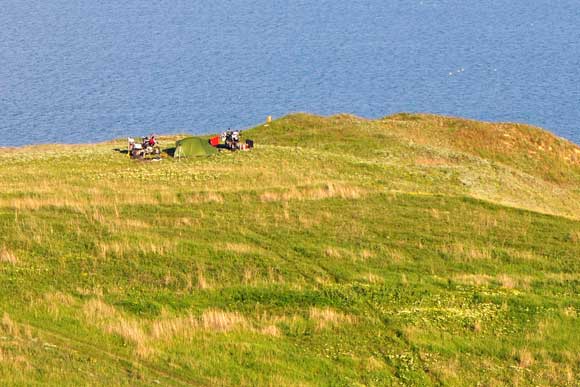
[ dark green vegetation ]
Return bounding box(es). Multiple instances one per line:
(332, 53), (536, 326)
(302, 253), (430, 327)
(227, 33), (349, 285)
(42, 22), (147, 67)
(0, 113), (579, 386)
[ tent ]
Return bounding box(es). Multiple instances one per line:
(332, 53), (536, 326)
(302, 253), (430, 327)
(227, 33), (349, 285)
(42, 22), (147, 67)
(174, 137), (218, 158)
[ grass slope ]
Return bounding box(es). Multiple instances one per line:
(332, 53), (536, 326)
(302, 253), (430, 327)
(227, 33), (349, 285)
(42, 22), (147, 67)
(0, 113), (578, 386)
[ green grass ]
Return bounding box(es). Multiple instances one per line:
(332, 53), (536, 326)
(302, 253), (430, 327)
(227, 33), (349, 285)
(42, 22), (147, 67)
(0, 113), (579, 386)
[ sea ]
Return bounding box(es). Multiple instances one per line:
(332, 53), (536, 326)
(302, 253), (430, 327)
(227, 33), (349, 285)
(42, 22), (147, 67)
(1, 0), (579, 146)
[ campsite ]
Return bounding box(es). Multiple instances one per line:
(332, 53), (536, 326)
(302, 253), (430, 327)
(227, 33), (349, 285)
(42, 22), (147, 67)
(125, 130), (253, 160)
(0, 113), (578, 385)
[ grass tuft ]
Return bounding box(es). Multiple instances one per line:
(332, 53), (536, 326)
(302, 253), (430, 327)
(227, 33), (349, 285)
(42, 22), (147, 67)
(309, 307), (354, 330)
(201, 309), (248, 332)
(0, 247), (18, 264)
(516, 349), (535, 368)
(1, 313), (19, 337)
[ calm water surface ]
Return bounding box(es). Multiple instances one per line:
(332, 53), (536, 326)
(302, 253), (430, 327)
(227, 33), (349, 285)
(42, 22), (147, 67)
(1, 0), (579, 146)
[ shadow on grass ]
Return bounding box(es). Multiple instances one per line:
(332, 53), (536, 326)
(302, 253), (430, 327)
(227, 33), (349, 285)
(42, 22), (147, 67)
(113, 147), (176, 157)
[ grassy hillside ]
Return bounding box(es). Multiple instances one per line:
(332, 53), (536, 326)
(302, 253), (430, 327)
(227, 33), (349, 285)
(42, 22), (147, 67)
(0, 113), (578, 386)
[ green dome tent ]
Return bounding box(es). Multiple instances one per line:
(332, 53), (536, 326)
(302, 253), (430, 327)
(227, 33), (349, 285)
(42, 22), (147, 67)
(175, 137), (218, 158)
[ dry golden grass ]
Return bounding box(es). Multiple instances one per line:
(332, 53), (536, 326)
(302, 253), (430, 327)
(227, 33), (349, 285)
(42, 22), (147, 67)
(174, 217), (195, 227)
(185, 192), (224, 204)
(526, 320), (550, 342)
(150, 314), (198, 340)
(1, 313), (20, 337)
(221, 243), (259, 254)
(0, 197), (82, 211)
(454, 274), (494, 286)
(441, 242), (492, 261)
(197, 268), (210, 289)
(324, 247), (342, 258)
(107, 319), (149, 355)
(40, 292), (77, 318)
(505, 248), (545, 263)
(516, 348), (534, 368)
(473, 212), (501, 233)
(260, 325), (280, 337)
(429, 208), (442, 220)
(497, 274), (531, 290)
(0, 247), (18, 264)
(454, 273), (531, 290)
(82, 298), (276, 357)
(267, 267), (287, 286)
(562, 306), (577, 318)
(96, 241), (124, 258)
(564, 365), (577, 384)
(527, 360), (578, 386)
(97, 239), (174, 258)
(430, 357), (460, 381)
(107, 217), (151, 231)
(387, 248), (407, 263)
(0, 186), (225, 211)
(260, 183), (363, 202)
(297, 213), (321, 228)
(75, 287), (104, 297)
(151, 309), (277, 340)
(364, 356), (385, 371)
(496, 274), (516, 289)
(415, 156), (450, 166)
(359, 249), (374, 260)
(314, 276), (333, 286)
(258, 191), (277, 202)
(243, 267), (256, 285)
(83, 298), (119, 323)
(83, 299), (248, 357)
(44, 292), (76, 306)
(543, 272), (580, 283)
(309, 307), (354, 330)
(0, 348), (31, 370)
(386, 113), (580, 184)
(362, 272), (384, 284)
(198, 264), (285, 288)
(201, 309), (248, 332)
(0, 313), (31, 341)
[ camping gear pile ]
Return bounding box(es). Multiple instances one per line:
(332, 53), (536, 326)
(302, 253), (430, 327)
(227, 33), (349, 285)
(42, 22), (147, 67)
(218, 130), (254, 151)
(128, 136), (161, 160)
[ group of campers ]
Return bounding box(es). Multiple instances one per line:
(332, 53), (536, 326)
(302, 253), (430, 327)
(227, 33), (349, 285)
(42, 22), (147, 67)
(218, 129), (254, 151)
(127, 135), (160, 159)
(127, 130), (254, 160)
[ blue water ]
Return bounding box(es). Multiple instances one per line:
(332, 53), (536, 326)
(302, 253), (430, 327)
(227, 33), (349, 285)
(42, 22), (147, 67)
(1, 0), (579, 146)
